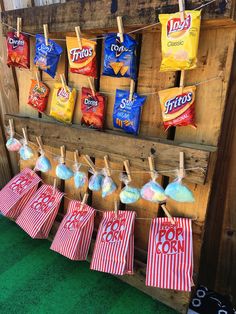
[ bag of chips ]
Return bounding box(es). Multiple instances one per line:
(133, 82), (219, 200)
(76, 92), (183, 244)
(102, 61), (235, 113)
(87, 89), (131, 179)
(66, 37), (97, 78)
(50, 83), (77, 123)
(103, 33), (137, 80)
(158, 85), (196, 130)
(34, 34), (63, 78)
(7, 32), (30, 69)
(28, 79), (50, 113)
(81, 87), (106, 129)
(159, 10), (201, 71)
(113, 89), (146, 135)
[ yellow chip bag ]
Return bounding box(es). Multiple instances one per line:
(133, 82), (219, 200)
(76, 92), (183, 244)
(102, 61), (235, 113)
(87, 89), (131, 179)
(50, 83), (77, 123)
(159, 10), (201, 71)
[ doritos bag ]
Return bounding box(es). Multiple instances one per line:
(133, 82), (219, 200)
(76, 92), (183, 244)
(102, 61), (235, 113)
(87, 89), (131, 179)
(159, 11), (201, 71)
(16, 184), (64, 239)
(34, 34), (63, 78)
(66, 37), (97, 78)
(50, 200), (95, 260)
(91, 210), (135, 275)
(50, 83), (77, 123)
(158, 86), (196, 130)
(146, 217), (193, 291)
(28, 79), (50, 112)
(7, 32), (30, 69)
(113, 89), (146, 135)
(81, 87), (106, 129)
(103, 33), (137, 80)
(0, 168), (41, 220)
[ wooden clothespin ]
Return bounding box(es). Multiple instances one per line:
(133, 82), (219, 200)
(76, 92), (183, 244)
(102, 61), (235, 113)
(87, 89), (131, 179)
(60, 74), (67, 92)
(74, 150), (79, 163)
(36, 70), (40, 87)
(104, 155), (111, 176)
(129, 79), (135, 101)
(83, 155), (96, 173)
(53, 178), (57, 195)
(79, 193), (89, 210)
(148, 155), (156, 180)
(117, 16), (124, 43)
(60, 145), (66, 164)
(88, 77), (95, 97)
(36, 136), (44, 152)
(9, 119), (14, 136)
(16, 17), (22, 38)
(22, 127), (28, 145)
(178, 0), (185, 93)
(43, 24), (49, 46)
(114, 199), (118, 218)
(179, 70), (185, 93)
(161, 204), (175, 225)
(179, 151), (185, 178)
(75, 26), (82, 50)
(124, 160), (132, 182)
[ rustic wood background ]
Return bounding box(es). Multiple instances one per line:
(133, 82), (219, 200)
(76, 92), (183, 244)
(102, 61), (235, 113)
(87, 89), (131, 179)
(0, 0), (236, 312)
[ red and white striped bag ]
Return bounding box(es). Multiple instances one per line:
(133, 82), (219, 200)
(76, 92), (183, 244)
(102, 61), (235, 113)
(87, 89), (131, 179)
(50, 200), (95, 260)
(146, 217), (193, 292)
(91, 210), (135, 275)
(16, 184), (64, 239)
(0, 168), (41, 220)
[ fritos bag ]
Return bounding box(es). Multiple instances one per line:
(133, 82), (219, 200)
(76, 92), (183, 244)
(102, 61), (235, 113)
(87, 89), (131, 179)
(158, 85), (196, 130)
(81, 87), (106, 129)
(50, 83), (77, 123)
(159, 11), (201, 71)
(28, 79), (50, 112)
(66, 37), (97, 78)
(91, 210), (135, 275)
(34, 34), (63, 78)
(103, 33), (137, 80)
(7, 32), (30, 69)
(146, 217), (193, 291)
(16, 184), (64, 239)
(0, 168), (41, 219)
(50, 200), (95, 260)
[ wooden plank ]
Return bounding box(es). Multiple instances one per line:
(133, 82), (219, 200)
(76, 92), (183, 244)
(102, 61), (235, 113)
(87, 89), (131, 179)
(5, 113), (215, 185)
(1, 0), (235, 36)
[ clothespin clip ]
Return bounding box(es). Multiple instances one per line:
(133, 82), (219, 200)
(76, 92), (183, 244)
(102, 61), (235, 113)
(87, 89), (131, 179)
(88, 77), (95, 97)
(16, 17), (22, 38)
(43, 24), (49, 46)
(36, 136), (44, 153)
(36, 70), (40, 87)
(161, 204), (175, 225)
(179, 151), (185, 178)
(117, 16), (124, 43)
(114, 199), (118, 218)
(79, 193), (89, 210)
(60, 145), (66, 164)
(178, 0), (185, 93)
(124, 160), (132, 182)
(22, 127), (28, 145)
(75, 26), (82, 50)
(129, 79), (135, 101)
(60, 74), (67, 92)
(9, 119), (14, 137)
(74, 150), (79, 164)
(148, 155), (156, 180)
(53, 178), (57, 195)
(104, 155), (111, 177)
(83, 155), (96, 173)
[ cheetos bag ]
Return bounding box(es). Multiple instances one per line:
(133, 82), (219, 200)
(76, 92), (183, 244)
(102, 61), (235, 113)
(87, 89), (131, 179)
(50, 200), (95, 260)
(146, 217), (193, 291)
(16, 184), (64, 239)
(0, 168), (41, 219)
(91, 210), (135, 275)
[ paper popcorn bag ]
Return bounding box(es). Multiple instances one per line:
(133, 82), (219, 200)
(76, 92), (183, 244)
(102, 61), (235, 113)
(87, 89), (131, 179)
(50, 200), (95, 260)
(91, 210), (135, 275)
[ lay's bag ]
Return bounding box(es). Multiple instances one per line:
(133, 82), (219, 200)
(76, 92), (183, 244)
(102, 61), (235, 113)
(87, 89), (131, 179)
(159, 11), (201, 71)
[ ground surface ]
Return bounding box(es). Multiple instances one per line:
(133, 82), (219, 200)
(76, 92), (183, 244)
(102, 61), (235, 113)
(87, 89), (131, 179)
(0, 216), (178, 314)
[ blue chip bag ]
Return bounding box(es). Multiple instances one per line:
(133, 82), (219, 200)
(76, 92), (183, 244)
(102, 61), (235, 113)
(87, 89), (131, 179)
(34, 34), (63, 78)
(113, 89), (146, 135)
(103, 33), (137, 80)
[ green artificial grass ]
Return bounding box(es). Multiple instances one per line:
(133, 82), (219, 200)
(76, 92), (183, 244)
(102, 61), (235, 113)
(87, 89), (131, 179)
(0, 216), (178, 314)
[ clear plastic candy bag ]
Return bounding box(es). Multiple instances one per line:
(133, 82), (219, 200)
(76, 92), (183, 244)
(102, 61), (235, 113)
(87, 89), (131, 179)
(73, 162), (87, 189)
(101, 168), (117, 198)
(35, 149), (52, 173)
(5, 123), (21, 152)
(119, 174), (140, 204)
(141, 172), (166, 203)
(88, 170), (104, 191)
(56, 157), (74, 180)
(165, 175), (195, 203)
(19, 141), (34, 161)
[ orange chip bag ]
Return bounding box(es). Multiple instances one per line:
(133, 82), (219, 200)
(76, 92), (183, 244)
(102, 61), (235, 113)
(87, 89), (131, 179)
(158, 86), (196, 131)
(50, 83), (77, 123)
(159, 11), (201, 71)
(66, 37), (97, 78)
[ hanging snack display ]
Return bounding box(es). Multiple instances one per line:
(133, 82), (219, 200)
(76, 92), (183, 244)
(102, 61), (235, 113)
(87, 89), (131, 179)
(158, 86), (196, 130)
(159, 10), (201, 71)
(34, 34), (63, 78)
(66, 37), (97, 78)
(6, 32), (30, 69)
(103, 33), (137, 80)
(28, 79), (50, 113)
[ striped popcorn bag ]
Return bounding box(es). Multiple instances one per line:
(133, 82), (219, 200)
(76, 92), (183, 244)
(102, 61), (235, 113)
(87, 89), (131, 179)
(16, 184), (64, 239)
(91, 210), (135, 275)
(146, 217), (193, 292)
(50, 200), (95, 260)
(0, 168), (41, 220)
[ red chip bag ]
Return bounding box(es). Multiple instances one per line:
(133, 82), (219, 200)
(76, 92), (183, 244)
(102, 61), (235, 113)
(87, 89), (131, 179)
(7, 32), (30, 69)
(28, 79), (50, 112)
(81, 87), (106, 129)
